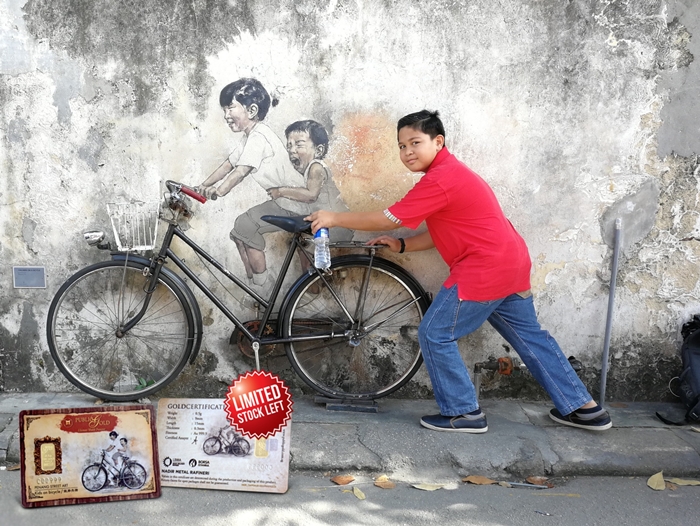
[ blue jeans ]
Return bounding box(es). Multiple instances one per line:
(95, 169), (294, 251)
(418, 285), (592, 416)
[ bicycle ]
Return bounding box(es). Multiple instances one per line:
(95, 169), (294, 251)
(203, 426), (251, 456)
(46, 181), (431, 402)
(81, 450), (147, 491)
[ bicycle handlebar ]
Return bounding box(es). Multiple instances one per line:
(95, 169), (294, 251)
(165, 180), (209, 203)
(180, 185), (207, 203)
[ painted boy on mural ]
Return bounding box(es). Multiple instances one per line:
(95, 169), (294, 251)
(306, 110), (612, 434)
(276, 119), (353, 271)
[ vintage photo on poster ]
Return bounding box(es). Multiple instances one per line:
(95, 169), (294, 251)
(20, 405), (160, 508)
(156, 398), (291, 493)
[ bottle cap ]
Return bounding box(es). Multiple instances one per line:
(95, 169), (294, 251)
(314, 228), (329, 239)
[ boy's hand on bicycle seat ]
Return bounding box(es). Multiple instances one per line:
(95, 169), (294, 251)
(305, 210), (337, 233)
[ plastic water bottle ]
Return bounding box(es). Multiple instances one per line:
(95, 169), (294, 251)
(314, 228), (331, 270)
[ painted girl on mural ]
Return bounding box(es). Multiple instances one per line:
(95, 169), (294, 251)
(198, 78), (310, 292)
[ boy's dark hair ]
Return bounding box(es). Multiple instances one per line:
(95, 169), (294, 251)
(285, 120), (329, 159)
(219, 78), (277, 120)
(109, 431), (118, 438)
(397, 110), (446, 140)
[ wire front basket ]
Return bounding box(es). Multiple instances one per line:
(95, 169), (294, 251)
(107, 201), (161, 252)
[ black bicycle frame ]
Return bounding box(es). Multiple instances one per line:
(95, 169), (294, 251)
(120, 219), (361, 347)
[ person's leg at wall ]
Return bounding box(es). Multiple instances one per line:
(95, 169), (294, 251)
(417, 285), (497, 433)
(487, 293), (612, 431)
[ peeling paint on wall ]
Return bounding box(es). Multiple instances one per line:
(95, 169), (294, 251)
(1, 0), (699, 401)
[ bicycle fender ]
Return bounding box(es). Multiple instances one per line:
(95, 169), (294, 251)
(110, 253), (204, 364)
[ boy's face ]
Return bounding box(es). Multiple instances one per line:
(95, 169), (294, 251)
(286, 130), (323, 174)
(397, 126), (444, 173)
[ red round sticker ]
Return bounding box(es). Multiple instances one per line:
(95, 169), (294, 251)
(224, 370), (293, 439)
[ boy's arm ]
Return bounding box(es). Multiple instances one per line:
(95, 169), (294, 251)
(213, 165), (255, 197)
(269, 163), (324, 202)
(306, 210), (398, 232)
(200, 159), (234, 187)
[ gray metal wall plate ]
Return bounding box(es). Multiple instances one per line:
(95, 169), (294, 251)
(13, 267), (46, 288)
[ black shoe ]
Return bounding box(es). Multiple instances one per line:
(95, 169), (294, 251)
(549, 405), (612, 431)
(420, 412), (488, 433)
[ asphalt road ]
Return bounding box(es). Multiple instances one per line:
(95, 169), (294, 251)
(2, 470), (699, 525)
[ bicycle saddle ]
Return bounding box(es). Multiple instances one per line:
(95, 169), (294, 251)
(261, 215), (312, 233)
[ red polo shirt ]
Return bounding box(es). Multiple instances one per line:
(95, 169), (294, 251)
(387, 147), (531, 301)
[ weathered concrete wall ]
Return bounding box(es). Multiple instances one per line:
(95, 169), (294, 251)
(1, 0), (699, 401)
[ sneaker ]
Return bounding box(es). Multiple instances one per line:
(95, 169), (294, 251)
(420, 412), (488, 433)
(549, 405), (612, 431)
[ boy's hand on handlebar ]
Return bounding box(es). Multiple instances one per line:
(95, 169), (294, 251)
(305, 210), (336, 233)
(196, 186), (218, 200)
(367, 235), (401, 252)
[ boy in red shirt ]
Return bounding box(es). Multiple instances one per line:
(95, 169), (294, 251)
(306, 110), (611, 433)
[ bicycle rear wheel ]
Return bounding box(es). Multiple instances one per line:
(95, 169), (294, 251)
(46, 260), (195, 401)
(121, 462), (147, 489)
(232, 438), (251, 456)
(281, 255), (429, 399)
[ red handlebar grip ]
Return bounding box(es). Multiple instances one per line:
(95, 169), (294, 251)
(180, 186), (207, 203)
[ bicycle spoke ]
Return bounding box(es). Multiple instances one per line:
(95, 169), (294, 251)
(48, 261), (193, 400)
(283, 258), (426, 399)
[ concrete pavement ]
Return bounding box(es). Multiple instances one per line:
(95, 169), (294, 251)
(2, 392), (700, 481)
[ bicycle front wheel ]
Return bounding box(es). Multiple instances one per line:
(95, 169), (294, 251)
(47, 260), (195, 401)
(281, 256), (429, 399)
(121, 462), (147, 489)
(82, 464), (108, 492)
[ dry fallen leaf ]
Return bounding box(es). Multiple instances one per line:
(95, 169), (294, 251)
(331, 475), (355, 485)
(411, 483), (443, 491)
(647, 471), (666, 491)
(666, 482), (678, 491)
(498, 481), (513, 488)
(353, 486), (366, 500)
(374, 475), (396, 489)
(526, 476), (553, 488)
(463, 475), (497, 485)
(690, 426), (700, 433)
(665, 477), (700, 486)
(7, 465), (20, 471)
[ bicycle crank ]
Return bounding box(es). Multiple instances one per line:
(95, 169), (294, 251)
(230, 320), (279, 358)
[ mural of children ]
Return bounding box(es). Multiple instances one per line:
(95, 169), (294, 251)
(114, 437), (129, 468)
(198, 78), (310, 291)
(270, 119), (353, 271)
(104, 430), (120, 483)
